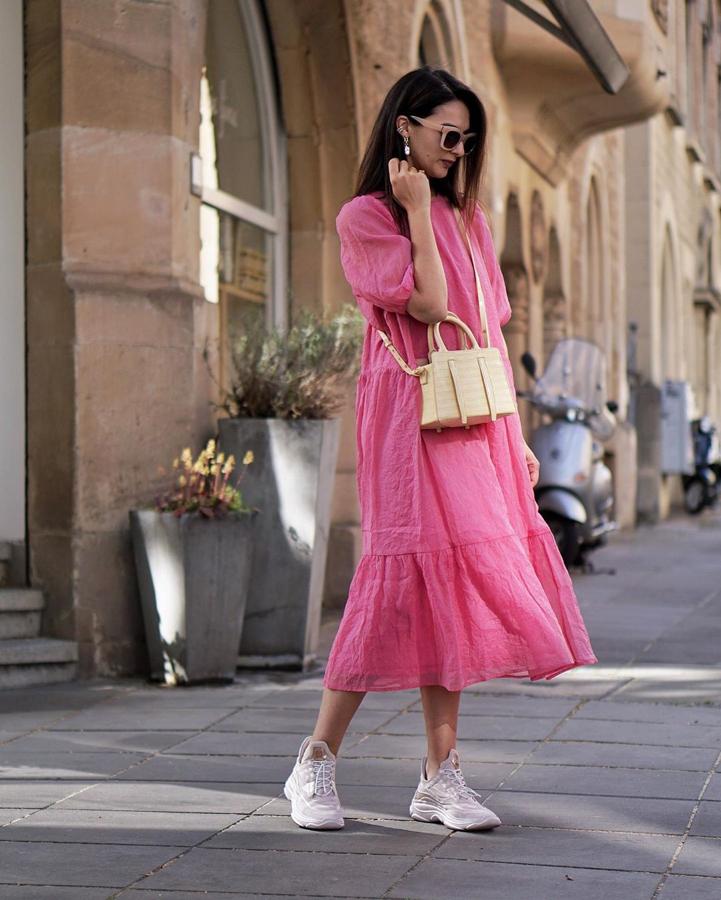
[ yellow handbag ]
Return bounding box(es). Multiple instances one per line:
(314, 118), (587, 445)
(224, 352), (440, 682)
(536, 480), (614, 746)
(377, 206), (517, 431)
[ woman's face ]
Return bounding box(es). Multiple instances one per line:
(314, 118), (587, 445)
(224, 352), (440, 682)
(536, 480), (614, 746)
(396, 99), (471, 182)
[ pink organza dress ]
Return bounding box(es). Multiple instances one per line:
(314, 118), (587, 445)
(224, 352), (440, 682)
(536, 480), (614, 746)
(323, 190), (598, 693)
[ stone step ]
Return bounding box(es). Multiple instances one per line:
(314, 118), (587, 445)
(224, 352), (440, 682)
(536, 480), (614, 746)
(0, 660), (79, 689)
(0, 543), (10, 588)
(0, 638), (80, 688)
(0, 588), (45, 639)
(0, 588), (44, 612)
(0, 637), (78, 666)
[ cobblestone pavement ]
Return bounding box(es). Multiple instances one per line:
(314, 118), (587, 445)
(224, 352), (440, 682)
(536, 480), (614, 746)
(0, 512), (720, 899)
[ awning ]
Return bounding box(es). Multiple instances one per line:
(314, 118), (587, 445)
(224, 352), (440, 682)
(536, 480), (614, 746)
(502, 0), (630, 94)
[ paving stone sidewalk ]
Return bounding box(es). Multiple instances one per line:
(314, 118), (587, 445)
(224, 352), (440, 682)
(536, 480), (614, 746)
(1, 513), (721, 899)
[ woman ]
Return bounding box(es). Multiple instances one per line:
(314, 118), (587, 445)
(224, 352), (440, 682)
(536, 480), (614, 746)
(283, 66), (597, 832)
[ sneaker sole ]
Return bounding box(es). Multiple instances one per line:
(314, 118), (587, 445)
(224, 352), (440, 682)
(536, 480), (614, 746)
(409, 797), (501, 831)
(283, 780), (344, 830)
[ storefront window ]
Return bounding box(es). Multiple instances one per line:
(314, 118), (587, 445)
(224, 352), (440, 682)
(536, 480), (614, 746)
(203, 0), (270, 210)
(198, 0), (287, 386)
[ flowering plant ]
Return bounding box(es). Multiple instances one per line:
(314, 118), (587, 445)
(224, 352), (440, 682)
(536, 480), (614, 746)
(154, 438), (254, 518)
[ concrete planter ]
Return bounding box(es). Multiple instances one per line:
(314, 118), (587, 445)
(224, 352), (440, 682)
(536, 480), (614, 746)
(129, 509), (255, 685)
(217, 417), (340, 670)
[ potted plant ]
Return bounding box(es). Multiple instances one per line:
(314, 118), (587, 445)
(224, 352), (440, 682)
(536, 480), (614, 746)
(208, 305), (363, 671)
(129, 439), (257, 685)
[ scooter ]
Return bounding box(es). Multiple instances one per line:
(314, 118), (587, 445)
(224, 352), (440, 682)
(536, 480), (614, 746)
(683, 416), (720, 515)
(518, 338), (619, 570)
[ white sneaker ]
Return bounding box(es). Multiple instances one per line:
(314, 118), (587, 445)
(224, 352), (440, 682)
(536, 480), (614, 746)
(283, 735), (345, 830)
(409, 747), (502, 831)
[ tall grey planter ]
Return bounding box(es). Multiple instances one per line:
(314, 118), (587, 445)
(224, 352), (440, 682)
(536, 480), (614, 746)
(129, 509), (255, 684)
(218, 417), (341, 670)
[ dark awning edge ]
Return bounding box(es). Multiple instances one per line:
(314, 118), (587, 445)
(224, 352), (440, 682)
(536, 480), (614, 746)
(502, 0), (630, 94)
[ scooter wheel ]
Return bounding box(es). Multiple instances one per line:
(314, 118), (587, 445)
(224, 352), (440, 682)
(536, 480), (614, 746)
(542, 512), (581, 567)
(684, 479), (707, 515)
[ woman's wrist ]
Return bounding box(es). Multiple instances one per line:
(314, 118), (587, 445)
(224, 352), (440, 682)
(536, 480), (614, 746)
(406, 204), (432, 219)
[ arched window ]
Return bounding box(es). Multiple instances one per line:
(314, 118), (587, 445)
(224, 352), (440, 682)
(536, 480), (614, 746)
(196, 0), (287, 383)
(418, 1), (454, 68)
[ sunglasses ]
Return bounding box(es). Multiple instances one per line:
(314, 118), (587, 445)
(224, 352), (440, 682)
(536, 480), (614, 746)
(408, 115), (478, 154)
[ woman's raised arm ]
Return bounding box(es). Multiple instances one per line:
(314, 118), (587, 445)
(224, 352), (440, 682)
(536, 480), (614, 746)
(389, 158), (448, 324)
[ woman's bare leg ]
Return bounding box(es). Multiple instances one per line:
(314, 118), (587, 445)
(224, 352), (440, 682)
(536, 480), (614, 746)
(311, 688), (366, 756)
(420, 685), (461, 779)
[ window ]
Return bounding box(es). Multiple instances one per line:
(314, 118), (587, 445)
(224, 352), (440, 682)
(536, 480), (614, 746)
(197, 0), (287, 384)
(418, 1), (454, 68)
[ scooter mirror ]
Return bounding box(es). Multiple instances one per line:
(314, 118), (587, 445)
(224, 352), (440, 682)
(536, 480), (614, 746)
(521, 351), (537, 379)
(607, 400), (619, 414)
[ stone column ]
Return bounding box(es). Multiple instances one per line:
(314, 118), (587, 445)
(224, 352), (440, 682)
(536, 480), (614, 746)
(502, 263), (531, 433)
(26, 0), (213, 675)
(542, 291), (567, 364)
(0, 3), (24, 554)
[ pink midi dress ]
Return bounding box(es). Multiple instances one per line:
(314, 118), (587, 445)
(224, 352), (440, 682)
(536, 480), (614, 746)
(323, 190), (598, 693)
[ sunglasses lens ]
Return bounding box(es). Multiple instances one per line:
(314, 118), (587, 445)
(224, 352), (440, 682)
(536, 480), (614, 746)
(463, 136), (477, 153)
(442, 131), (461, 150)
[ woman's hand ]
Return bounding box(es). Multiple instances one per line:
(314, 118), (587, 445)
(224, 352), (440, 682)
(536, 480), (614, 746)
(388, 158), (431, 214)
(523, 441), (540, 488)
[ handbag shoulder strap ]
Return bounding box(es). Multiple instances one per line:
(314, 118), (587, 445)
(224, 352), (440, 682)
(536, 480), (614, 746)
(374, 201), (492, 374)
(453, 205), (491, 349)
(376, 328), (423, 377)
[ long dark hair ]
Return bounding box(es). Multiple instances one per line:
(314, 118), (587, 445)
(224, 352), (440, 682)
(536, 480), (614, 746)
(354, 65), (487, 238)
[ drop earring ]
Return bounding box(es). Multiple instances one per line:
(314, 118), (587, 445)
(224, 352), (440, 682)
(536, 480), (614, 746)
(398, 128), (410, 157)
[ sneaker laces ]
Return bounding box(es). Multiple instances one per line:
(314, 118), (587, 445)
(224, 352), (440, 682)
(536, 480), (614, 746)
(311, 757), (337, 798)
(438, 764), (482, 804)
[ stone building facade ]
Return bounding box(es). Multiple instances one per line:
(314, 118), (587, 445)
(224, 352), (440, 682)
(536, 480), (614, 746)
(0, 0), (718, 677)
(625, 0), (721, 521)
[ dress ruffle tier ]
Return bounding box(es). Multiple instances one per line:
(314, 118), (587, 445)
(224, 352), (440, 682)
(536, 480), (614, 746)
(323, 528), (597, 693)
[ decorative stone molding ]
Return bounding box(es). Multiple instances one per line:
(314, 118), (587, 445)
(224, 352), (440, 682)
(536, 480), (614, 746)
(543, 290), (567, 360)
(530, 190), (547, 284)
(63, 269), (206, 302)
(651, 0), (669, 35)
(491, 4), (669, 185)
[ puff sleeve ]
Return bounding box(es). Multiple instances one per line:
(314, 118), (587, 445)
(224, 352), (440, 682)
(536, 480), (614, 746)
(335, 195), (415, 319)
(475, 203), (512, 327)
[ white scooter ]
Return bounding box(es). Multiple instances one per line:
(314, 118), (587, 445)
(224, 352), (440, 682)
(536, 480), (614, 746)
(518, 338), (618, 569)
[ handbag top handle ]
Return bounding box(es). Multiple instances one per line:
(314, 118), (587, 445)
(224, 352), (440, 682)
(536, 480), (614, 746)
(375, 200), (494, 378)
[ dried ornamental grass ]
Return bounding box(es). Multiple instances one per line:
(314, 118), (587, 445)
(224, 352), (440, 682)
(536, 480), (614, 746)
(214, 305), (364, 420)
